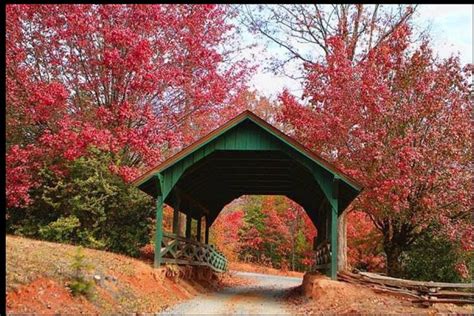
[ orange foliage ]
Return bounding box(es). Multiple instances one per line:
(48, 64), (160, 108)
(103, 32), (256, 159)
(347, 211), (385, 272)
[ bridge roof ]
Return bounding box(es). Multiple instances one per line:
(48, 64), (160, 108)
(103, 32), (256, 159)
(133, 110), (363, 226)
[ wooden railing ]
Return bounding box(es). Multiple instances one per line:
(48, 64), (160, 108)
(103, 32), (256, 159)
(160, 232), (228, 272)
(313, 240), (331, 271)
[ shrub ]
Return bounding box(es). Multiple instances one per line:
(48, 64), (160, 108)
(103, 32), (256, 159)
(6, 147), (154, 257)
(401, 227), (471, 283)
(39, 215), (81, 242)
(68, 247), (94, 297)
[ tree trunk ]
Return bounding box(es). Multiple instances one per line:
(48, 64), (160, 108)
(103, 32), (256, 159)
(337, 212), (348, 271)
(385, 244), (403, 277)
(382, 219), (412, 277)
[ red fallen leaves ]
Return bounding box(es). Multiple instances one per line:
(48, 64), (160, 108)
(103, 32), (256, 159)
(6, 4), (251, 208)
(279, 22), (472, 274)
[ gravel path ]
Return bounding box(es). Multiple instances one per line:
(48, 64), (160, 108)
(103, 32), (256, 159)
(160, 271), (302, 315)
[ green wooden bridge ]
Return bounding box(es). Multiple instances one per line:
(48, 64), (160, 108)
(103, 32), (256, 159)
(133, 111), (363, 278)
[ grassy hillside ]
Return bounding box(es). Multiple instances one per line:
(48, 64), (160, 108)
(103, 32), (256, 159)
(6, 235), (224, 314)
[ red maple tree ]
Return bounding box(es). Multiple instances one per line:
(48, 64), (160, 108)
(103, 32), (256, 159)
(211, 209), (244, 261)
(346, 211), (385, 272)
(279, 24), (472, 276)
(6, 4), (251, 208)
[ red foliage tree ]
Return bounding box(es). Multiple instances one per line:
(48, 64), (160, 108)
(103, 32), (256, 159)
(279, 24), (472, 276)
(6, 4), (250, 208)
(347, 211), (384, 272)
(230, 195), (316, 271)
(262, 196), (292, 258)
(211, 209), (244, 261)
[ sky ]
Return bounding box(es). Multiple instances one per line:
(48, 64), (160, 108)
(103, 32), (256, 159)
(244, 4), (473, 99)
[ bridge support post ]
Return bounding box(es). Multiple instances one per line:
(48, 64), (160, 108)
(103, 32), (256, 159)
(197, 216), (202, 242)
(205, 217), (209, 244)
(330, 177), (339, 280)
(172, 209), (180, 235)
(185, 214), (192, 239)
(154, 194), (164, 268)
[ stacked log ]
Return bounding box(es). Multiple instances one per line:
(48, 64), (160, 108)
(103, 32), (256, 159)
(338, 270), (474, 306)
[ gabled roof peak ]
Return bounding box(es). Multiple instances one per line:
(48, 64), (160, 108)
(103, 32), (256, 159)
(133, 110), (363, 191)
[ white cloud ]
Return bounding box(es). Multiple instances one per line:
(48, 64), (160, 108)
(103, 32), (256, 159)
(249, 72), (301, 99)
(415, 4), (472, 64)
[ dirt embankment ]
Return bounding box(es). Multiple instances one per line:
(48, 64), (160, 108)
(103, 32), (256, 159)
(285, 272), (474, 315)
(6, 235), (235, 314)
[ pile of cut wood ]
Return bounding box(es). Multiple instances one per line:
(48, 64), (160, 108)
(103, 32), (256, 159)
(338, 270), (474, 306)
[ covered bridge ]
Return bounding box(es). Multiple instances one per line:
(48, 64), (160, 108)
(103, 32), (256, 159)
(133, 110), (363, 279)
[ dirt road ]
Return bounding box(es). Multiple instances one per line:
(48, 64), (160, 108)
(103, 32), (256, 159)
(160, 271), (302, 315)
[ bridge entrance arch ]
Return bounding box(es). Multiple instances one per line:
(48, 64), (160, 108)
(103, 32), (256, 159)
(133, 111), (363, 280)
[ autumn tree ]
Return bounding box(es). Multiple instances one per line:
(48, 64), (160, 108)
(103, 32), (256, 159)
(261, 196), (292, 268)
(6, 4), (250, 208)
(238, 196), (266, 263)
(346, 211), (385, 272)
(238, 5), (424, 270)
(283, 199), (316, 271)
(232, 195), (316, 271)
(6, 4), (251, 254)
(235, 90), (281, 125)
(279, 24), (472, 276)
(210, 207), (244, 261)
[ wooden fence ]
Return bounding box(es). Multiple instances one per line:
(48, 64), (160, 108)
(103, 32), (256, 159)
(338, 270), (474, 306)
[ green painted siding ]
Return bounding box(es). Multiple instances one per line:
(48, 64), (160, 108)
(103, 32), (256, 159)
(160, 121), (334, 198)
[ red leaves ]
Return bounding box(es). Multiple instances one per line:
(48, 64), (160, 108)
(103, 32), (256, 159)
(103, 48), (121, 68)
(279, 22), (472, 270)
(25, 82), (69, 125)
(6, 145), (41, 208)
(109, 165), (139, 183)
(212, 196), (317, 269)
(211, 209), (244, 261)
(347, 211), (385, 271)
(460, 229), (474, 251)
(6, 4), (251, 208)
(455, 263), (469, 279)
